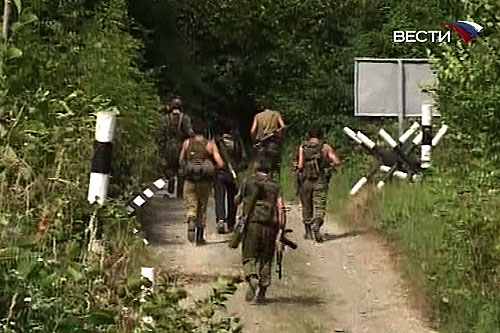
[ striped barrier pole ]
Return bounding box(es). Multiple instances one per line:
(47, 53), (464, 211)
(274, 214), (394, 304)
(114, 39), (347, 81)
(420, 104), (433, 169)
(125, 178), (167, 215)
(88, 112), (116, 205)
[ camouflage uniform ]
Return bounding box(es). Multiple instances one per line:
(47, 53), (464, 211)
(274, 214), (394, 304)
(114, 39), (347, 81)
(239, 172), (280, 302)
(181, 137), (215, 244)
(253, 110), (283, 175)
(161, 112), (193, 197)
(299, 140), (330, 242)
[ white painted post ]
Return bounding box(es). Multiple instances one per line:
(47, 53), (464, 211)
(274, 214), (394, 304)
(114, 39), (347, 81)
(420, 104), (433, 169)
(88, 112), (117, 205)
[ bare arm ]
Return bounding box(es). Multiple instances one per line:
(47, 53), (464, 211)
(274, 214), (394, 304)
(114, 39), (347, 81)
(297, 146), (305, 170)
(207, 141), (225, 169)
(179, 139), (190, 164)
(250, 117), (257, 141)
(323, 144), (341, 165)
(277, 112), (285, 131)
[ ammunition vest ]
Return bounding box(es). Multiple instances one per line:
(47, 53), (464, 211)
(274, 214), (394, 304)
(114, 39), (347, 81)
(255, 110), (281, 141)
(184, 138), (215, 180)
(302, 140), (324, 180)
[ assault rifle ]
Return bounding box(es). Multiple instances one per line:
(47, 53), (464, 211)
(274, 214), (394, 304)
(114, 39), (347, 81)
(217, 138), (238, 180)
(276, 229), (297, 279)
(253, 126), (286, 149)
(229, 214), (248, 249)
(276, 206), (297, 279)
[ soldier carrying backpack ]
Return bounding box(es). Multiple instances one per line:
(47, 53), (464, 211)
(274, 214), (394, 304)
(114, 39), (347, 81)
(250, 101), (286, 176)
(161, 96), (194, 198)
(297, 124), (340, 242)
(234, 160), (286, 304)
(179, 119), (224, 245)
(214, 123), (246, 234)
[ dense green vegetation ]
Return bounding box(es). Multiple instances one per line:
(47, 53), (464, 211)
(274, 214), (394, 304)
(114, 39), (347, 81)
(131, 1), (500, 332)
(2, 0), (500, 331)
(1, 0), (237, 331)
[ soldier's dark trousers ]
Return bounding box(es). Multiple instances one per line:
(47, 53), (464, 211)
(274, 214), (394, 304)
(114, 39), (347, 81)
(214, 170), (237, 228)
(255, 140), (281, 176)
(167, 174), (184, 198)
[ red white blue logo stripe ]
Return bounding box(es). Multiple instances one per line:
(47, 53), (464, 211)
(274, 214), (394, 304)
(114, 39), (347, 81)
(443, 21), (483, 43)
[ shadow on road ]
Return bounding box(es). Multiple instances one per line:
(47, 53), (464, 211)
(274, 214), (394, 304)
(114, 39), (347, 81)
(265, 295), (326, 306)
(321, 229), (372, 242)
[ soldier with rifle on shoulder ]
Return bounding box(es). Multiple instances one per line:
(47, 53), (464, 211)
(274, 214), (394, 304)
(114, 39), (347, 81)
(250, 101), (286, 176)
(160, 96), (194, 198)
(230, 160), (296, 304)
(214, 121), (246, 234)
(297, 124), (341, 242)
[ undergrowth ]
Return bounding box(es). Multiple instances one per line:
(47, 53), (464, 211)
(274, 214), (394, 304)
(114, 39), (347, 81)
(0, 0), (237, 331)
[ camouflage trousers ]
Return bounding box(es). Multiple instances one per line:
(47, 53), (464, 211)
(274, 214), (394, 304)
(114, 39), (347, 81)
(299, 177), (328, 228)
(183, 180), (211, 227)
(242, 223), (278, 287)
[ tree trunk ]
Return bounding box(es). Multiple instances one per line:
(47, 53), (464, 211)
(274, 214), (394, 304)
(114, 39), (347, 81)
(2, 0), (12, 40)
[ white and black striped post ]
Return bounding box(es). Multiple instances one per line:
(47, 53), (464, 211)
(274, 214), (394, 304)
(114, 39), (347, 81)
(125, 179), (167, 215)
(432, 124), (448, 147)
(420, 104), (433, 169)
(88, 112), (117, 205)
(378, 122), (421, 171)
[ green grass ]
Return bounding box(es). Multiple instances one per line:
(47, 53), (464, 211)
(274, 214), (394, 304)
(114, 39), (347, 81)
(280, 141), (500, 332)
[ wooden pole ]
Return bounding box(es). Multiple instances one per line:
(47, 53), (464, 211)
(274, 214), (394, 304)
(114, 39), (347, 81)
(2, 0), (12, 40)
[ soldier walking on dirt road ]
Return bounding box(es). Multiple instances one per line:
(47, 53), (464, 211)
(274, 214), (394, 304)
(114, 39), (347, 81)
(214, 123), (246, 234)
(179, 119), (224, 245)
(235, 161), (286, 304)
(297, 124), (340, 242)
(160, 96), (194, 198)
(250, 102), (285, 176)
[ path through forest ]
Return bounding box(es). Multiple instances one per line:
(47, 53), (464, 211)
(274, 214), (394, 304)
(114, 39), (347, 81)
(142, 193), (437, 333)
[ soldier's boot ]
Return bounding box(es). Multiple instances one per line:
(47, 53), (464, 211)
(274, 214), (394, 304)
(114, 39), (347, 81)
(254, 286), (267, 304)
(187, 217), (196, 243)
(245, 277), (258, 302)
(312, 218), (324, 243)
(195, 227), (206, 245)
(304, 223), (313, 240)
(216, 219), (226, 234)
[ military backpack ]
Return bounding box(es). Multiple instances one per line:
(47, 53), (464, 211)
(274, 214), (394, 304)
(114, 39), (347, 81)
(302, 140), (324, 180)
(183, 138), (215, 181)
(248, 174), (279, 226)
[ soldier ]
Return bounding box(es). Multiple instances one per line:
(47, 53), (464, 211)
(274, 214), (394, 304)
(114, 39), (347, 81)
(235, 161), (285, 304)
(179, 119), (224, 245)
(161, 96), (194, 198)
(250, 102), (285, 175)
(214, 123), (246, 234)
(297, 124), (340, 242)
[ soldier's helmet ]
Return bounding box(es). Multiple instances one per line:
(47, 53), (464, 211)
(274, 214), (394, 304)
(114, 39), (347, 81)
(169, 97), (183, 111)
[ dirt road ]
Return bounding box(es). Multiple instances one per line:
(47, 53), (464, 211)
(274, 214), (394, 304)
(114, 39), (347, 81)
(142, 194), (437, 333)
